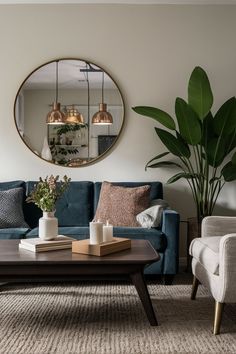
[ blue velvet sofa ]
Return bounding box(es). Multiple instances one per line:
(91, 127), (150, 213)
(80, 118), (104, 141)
(0, 180), (180, 284)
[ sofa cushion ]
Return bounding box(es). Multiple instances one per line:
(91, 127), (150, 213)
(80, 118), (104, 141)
(94, 182), (151, 227)
(0, 228), (29, 239)
(94, 181), (163, 212)
(26, 226), (165, 251)
(189, 236), (221, 275)
(113, 227), (166, 251)
(25, 181), (94, 228)
(0, 181), (28, 225)
(26, 226), (90, 239)
(0, 188), (29, 228)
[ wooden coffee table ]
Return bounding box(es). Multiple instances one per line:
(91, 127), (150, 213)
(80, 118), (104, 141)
(0, 239), (159, 326)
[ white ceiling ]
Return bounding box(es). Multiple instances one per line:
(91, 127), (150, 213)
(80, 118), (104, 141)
(0, 0), (236, 4)
(23, 60), (116, 90)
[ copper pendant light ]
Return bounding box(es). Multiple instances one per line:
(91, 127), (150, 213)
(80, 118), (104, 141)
(46, 61), (65, 125)
(92, 71), (113, 125)
(65, 105), (84, 124)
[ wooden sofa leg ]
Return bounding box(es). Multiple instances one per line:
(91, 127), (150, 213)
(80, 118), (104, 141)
(163, 275), (175, 285)
(191, 276), (199, 300)
(213, 302), (224, 335)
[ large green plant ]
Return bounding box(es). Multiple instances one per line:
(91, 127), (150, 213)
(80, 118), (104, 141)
(133, 66), (236, 222)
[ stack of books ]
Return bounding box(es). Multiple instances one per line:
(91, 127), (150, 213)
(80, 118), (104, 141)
(19, 235), (75, 253)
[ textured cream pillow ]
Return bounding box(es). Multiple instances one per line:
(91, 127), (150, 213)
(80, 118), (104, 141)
(94, 182), (151, 227)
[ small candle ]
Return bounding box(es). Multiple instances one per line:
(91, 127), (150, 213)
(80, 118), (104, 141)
(89, 220), (103, 245)
(103, 220), (113, 242)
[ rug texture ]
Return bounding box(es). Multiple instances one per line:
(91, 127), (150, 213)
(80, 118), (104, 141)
(0, 274), (236, 354)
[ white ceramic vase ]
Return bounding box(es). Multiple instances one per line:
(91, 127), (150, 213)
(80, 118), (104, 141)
(41, 136), (52, 161)
(39, 211), (58, 240)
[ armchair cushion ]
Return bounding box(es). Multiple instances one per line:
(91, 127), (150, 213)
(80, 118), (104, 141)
(190, 236), (221, 275)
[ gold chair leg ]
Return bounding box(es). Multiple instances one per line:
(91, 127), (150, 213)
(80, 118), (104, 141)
(213, 302), (224, 335)
(191, 276), (199, 300)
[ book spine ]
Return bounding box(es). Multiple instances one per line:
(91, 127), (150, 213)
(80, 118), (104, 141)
(20, 240), (73, 248)
(19, 244), (72, 253)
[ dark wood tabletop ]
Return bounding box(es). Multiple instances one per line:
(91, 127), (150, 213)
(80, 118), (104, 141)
(0, 239), (159, 265)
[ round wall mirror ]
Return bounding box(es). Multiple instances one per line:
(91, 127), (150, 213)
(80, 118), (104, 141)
(14, 58), (124, 167)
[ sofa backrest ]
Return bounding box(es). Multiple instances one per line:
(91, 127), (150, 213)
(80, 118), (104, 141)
(55, 181), (94, 227)
(25, 181), (94, 228)
(0, 180), (25, 191)
(0, 180), (163, 229)
(93, 181), (163, 215)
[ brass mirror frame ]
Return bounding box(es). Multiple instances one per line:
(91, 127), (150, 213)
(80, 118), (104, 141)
(14, 57), (125, 167)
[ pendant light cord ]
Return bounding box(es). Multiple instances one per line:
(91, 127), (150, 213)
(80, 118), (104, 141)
(56, 60), (59, 103)
(102, 71), (104, 104)
(85, 65), (90, 159)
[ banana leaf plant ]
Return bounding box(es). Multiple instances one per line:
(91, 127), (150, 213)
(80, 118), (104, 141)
(132, 66), (236, 223)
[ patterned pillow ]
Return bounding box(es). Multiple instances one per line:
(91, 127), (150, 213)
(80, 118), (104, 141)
(94, 182), (151, 227)
(0, 188), (29, 228)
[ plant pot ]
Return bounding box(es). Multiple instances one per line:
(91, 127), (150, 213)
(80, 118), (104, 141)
(187, 217), (202, 271)
(187, 217), (202, 241)
(39, 211), (58, 240)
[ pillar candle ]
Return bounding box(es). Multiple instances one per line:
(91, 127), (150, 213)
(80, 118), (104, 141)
(89, 220), (103, 245)
(103, 220), (113, 242)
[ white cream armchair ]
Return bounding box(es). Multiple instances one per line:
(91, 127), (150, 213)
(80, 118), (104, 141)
(189, 216), (236, 335)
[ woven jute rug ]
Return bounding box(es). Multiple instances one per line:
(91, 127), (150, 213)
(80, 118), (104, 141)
(0, 274), (236, 354)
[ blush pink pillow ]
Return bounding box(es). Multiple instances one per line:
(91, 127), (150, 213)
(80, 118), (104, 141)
(94, 182), (151, 227)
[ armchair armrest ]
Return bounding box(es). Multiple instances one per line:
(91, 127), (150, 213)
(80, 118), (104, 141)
(218, 233), (236, 302)
(202, 216), (236, 238)
(161, 210), (180, 274)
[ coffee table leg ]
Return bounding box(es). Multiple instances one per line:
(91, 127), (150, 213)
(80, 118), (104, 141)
(130, 271), (158, 326)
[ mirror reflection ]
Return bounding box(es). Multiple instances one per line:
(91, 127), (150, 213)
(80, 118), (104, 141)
(14, 59), (124, 167)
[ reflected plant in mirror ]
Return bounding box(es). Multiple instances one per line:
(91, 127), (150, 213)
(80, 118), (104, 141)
(14, 59), (124, 167)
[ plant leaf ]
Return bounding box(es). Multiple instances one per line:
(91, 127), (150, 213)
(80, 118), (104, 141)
(188, 66), (213, 120)
(205, 137), (226, 167)
(155, 128), (190, 158)
(205, 98), (236, 166)
(167, 172), (197, 184)
(132, 106), (176, 130)
(145, 152), (169, 170)
(201, 111), (214, 149)
(209, 176), (223, 185)
(225, 128), (236, 155)
(213, 97), (236, 136)
(222, 161), (236, 182)
(146, 161), (183, 169)
(175, 98), (202, 145)
(232, 152), (236, 165)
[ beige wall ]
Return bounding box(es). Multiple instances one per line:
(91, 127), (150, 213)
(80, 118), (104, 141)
(1, 4), (236, 257)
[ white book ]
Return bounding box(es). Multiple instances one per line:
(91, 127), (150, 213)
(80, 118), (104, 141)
(19, 243), (72, 253)
(20, 235), (75, 249)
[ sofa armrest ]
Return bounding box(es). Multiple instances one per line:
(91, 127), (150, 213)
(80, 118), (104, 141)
(161, 209), (180, 274)
(218, 233), (236, 302)
(202, 216), (236, 238)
